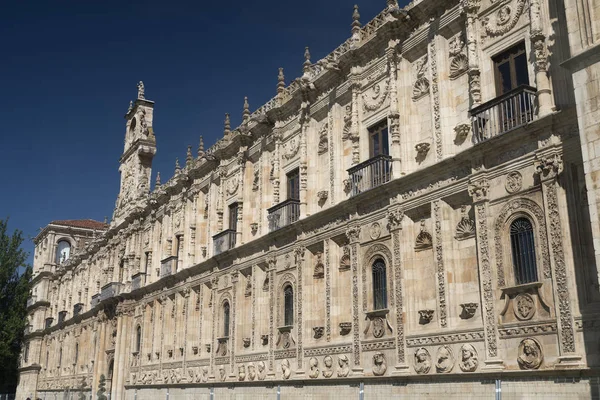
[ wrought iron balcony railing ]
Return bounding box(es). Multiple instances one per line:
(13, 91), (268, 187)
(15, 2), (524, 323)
(160, 256), (178, 278)
(100, 282), (123, 302)
(132, 272), (146, 291)
(470, 85), (537, 143)
(213, 229), (236, 256)
(267, 199), (300, 232)
(347, 154), (392, 196)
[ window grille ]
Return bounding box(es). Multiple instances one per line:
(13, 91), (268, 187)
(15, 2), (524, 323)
(372, 259), (388, 310)
(510, 218), (538, 284)
(284, 285), (294, 326)
(223, 302), (230, 337)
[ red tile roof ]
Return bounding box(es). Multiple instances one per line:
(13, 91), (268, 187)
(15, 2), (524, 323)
(50, 219), (108, 230)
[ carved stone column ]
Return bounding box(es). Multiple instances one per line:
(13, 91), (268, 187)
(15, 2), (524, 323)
(236, 152), (246, 246)
(230, 272), (238, 375)
(267, 256), (276, 378)
(299, 111), (309, 218)
(428, 36), (443, 162)
(216, 168), (226, 232)
(387, 209), (409, 374)
(529, 0), (553, 116)
(346, 225), (363, 374)
(433, 200), (448, 328)
(271, 127), (282, 205)
(209, 277), (218, 380)
(349, 69), (362, 165)
(462, 0), (481, 107)
(294, 246), (306, 377)
(182, 288), (190, 379)
(468, 178), (503, 370)
(534, 153), (581, 367)
(325, 239), (332, 342)
(387, 42), (402, 178)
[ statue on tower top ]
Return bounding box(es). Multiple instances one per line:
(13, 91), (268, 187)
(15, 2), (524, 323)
(137, 81), (145, 99)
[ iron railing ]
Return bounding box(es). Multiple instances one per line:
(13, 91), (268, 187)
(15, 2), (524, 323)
(91, 293), (100, 308)
(73, 303), (83, 317)
(132, 272), (146, 290)
(267, 199), (300, 231)
(347, 154), (392, 196)
(213, 229), (236, 256)
(470, 85), (537, 143)
(160, 256), (178, 278)
(100, 282), (123, 301)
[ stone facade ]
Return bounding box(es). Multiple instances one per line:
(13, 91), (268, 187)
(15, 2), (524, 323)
(16, 0), (600, 398)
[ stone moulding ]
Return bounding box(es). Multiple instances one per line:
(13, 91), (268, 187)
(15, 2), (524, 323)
(406, 330), (485, 347)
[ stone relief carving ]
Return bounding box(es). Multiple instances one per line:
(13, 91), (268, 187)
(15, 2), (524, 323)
(372, 352), (387, 376)
(449, 33), (468, 78)
(318, 121), (329, 155)
(337, 354), (350, 377)
(314, 252), (325, 278)
(238, 364), (246, 381)
(455, 205), (475, 240)
(252, 168), (260, 192)
(309, 357), (319, 378)
(415, 220), (433, 251)
(517, 338), (543, 369)
(369, 222), (382, 240)
(414, 347), (431, 374)
(454, 123), (470, 142)
(482, 0), (526, 40)
(322, 355), (334, 378)
(219, 366), (226, 381)
(460, 303), (478, 319)
(434, 200), (447, 328)
(459, 344), (479, 372)
(339, 246), (351, 271)
(362, 79), (390, 112)
(505, 171), (523, 194)
(419, 309), (434, 324)
(412, 55), (429, 100)
(514, 293), (536, 320)
(247, 363), (256, 380)
(339, 322), (352, 335)
(435, 345), (455, 373)
(257, 361), (267, 380)
(282, 137), (300, 160)
(313, 326), (324, 339)
(281, 359), (291, 379)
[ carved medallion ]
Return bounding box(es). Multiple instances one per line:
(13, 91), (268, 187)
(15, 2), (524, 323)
(372, 352), (387, 376)
(414, 347), (431, 374)
(369, 222), (382, 240)
(337, 354), (350, 377)
(281, 359), (291, 379)
(514, 293), (535, 320)
(322, 355), (334, 378)
(517, 338), (543, 370)
(505, 171), (523, 194)
(459, 344), (479, 372)
(308, 357), (319, 378)
(435, 345), (455, 373)
(372, 317), (385, 339)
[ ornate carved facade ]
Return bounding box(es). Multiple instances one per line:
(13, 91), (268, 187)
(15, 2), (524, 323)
(17, 0), (600, 398)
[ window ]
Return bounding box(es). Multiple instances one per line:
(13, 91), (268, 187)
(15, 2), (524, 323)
(493, 42), (529, 95)
(287, 169), (300, 200)
(58, 347), (63, 369)
(510, 218), (538, 284)
(55, 240), (71, 264)
(223, 302), (230, 337)
(372, 259), (388, 310)
(24, 343), (29, 363)
(369, 122), (389, 158)
(119, 259), (125, 283)
(108, 359), (114, 379)
(229, 203), (239, 231)
(284, 285), (294, 326)
(74, 343), (79, 365)
(135, 325), (142, 353)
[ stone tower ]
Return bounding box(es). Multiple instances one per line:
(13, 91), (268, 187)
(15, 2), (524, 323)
(112, 81), (157, 225)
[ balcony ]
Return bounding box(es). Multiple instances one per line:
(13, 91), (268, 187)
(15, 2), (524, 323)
(347, 154), (392, 196)
(73, 303), (83, 317)
(160, 256), (178, 278)
(213, 229), (236, 256)
(132, 272), (146, 291)
(100, 282), (123, 302)
(57, 311), (67, 325)
(91, 293), (100, 308)
(26, 296), (36, 308)
(267, 199), (301, 232)
(45, 317), (53, 329)
(470, 85), (537, 143)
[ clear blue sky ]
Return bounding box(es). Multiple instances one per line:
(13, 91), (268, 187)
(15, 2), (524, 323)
(0, 0), (400, 264)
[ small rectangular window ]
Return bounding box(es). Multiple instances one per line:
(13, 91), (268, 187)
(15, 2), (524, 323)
(493, 42), (529, 95)
(287, 169), (300, 200)
(369, 121), (389, 158)
(228, 203), (239, 231)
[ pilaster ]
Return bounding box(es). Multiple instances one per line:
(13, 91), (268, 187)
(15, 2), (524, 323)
(346, 225), (363, 375)
(387, 42), (402, 178)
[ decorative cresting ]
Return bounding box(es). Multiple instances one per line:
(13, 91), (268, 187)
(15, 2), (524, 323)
(345, 225), (361, 368)
(433, 201), (448, 327)
(494, 198), (551, 287)
(468, 177), (499, 361)
(517, 338), (543, 370)
(482, 0), (527, 40)
(534, 153), (576, 355)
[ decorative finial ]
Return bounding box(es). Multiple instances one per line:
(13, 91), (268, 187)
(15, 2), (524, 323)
(303, 47), (311, 72)
(127, 100), (133, 113)
(352, 5), (361, 33)
(137, 81), (145, 99)
(186, 145), (193, 166)
(103, 216), (108, 224)
(387, 0), (399, 10)
(175, 158), (181, 174)
(243, 97), (250, 123)
(224, 113), (231, 137)
(198, 135), (205, 157)
(277, 67), (286, 94)
(155, 172), (161, 187)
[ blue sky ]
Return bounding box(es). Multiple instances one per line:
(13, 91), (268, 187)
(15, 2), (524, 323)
(0, 0), (400, 264)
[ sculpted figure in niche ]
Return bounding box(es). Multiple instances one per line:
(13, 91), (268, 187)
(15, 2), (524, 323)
(281, 359), (291, 380)
(247, 363), (256, 381)
(257, 361), (267, 381)
(322, 355), (334, 378)
(219, 366), (226, 381)
(308, 357), (319, 378)
(459, 344), (478, 372)
(435, 345), (455, 373)
(372, 352), (387, 376)
(337, 354), (350, 377)
(518, 338), (543, 370)
(238, 364), (246, 381)
(201, 366), (209, 382)
(414, 347), (431, 374)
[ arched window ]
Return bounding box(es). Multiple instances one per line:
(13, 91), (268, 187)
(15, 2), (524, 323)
(223, 302), (230, 337)
(74, 343), (79, 365)
(58, 347), (63, 368)
(372, 259), (387, 310)
(510, 217), (538, 284)
(135, 325), (142, 353)
(55, 241), (71, 264)
(284, 285), (294, 326)
(108, 359), (114, 379)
